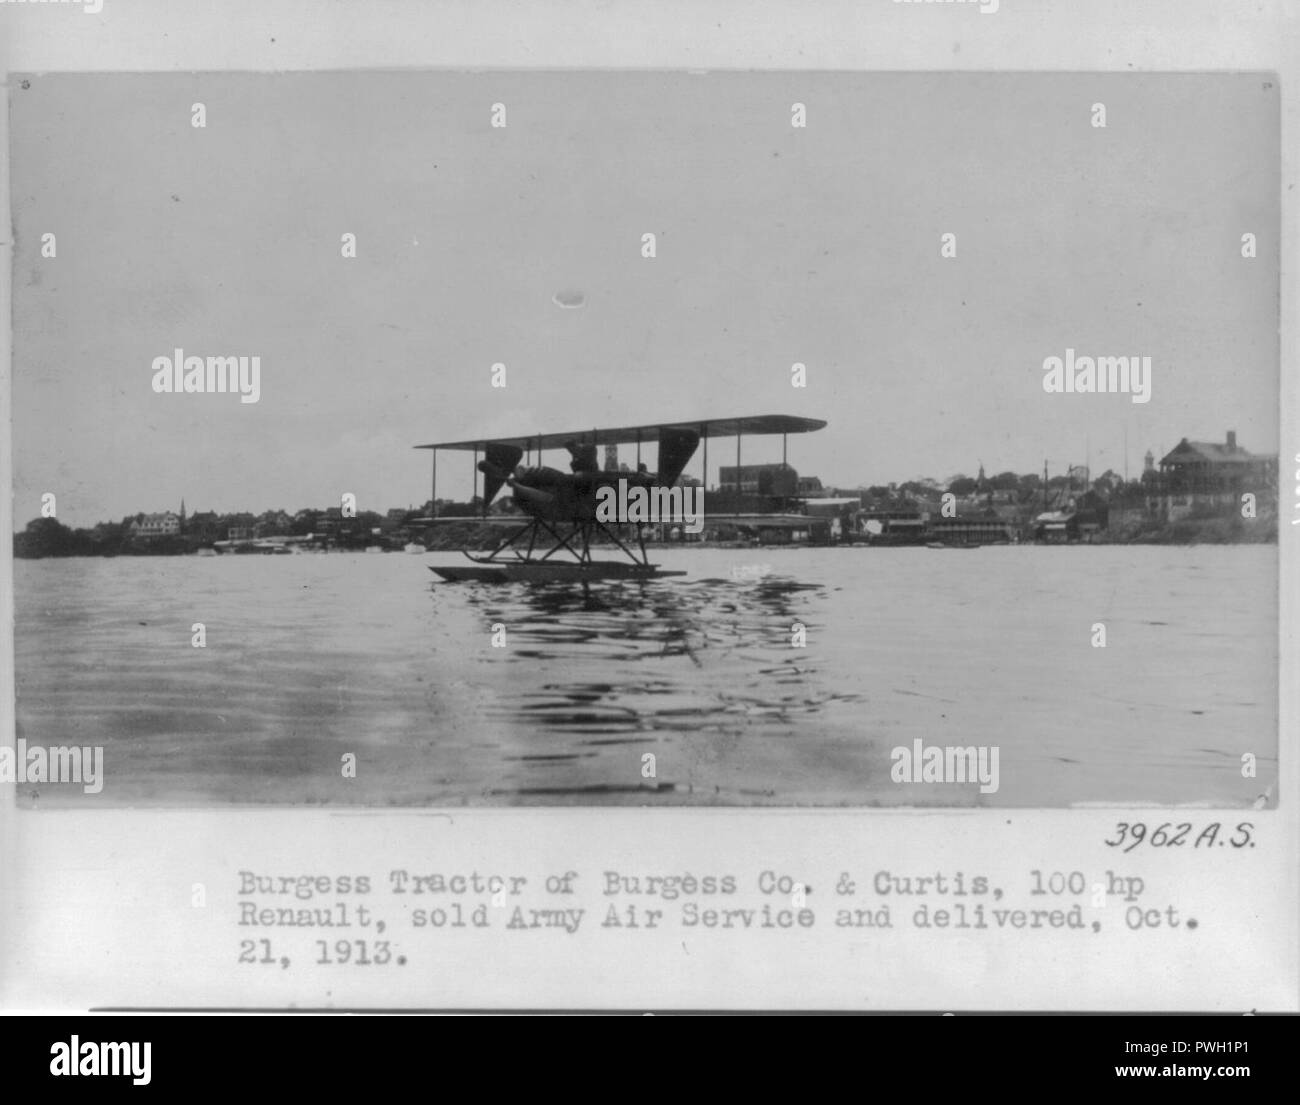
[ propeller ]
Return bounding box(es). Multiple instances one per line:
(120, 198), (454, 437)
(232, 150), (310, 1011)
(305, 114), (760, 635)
(477, 443), (524, 504)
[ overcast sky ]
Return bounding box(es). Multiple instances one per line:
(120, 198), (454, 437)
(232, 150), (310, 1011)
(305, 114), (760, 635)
(11, 71), (1279, 526)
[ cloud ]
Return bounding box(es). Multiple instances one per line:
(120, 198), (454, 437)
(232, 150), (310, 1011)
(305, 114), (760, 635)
(552, 290), (586, 309)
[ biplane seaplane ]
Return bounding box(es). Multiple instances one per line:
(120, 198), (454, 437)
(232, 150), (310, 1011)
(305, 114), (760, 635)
(415, 414), (827, 582)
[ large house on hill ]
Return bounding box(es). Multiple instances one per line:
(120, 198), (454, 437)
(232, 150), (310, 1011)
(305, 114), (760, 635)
(1154, 430), (1276, 518)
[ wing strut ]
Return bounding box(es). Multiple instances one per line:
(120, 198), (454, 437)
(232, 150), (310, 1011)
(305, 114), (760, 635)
(701, 424), (708, 493)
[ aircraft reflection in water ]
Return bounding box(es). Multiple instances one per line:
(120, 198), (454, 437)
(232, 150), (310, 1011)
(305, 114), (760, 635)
(434, 571), (865, 799)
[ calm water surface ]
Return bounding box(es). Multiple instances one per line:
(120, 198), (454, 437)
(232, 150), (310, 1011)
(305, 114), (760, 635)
(12, 546), (1277, 807)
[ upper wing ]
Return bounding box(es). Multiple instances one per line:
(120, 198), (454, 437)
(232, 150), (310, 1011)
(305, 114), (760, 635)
(414, 414), (827, 452)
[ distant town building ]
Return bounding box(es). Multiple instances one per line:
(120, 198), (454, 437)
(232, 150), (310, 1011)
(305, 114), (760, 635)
(187, 511), (221, 543)
(929, 514), (1015, 544)
(224, 512), (256, 541)
(796, 475), (824, 496)
(129, 512), (180, 538)
(802, 497), (860, 539)
(719, 463), (799, 497)
(254, 510), (293, 537)
(858, 508), (928, 543)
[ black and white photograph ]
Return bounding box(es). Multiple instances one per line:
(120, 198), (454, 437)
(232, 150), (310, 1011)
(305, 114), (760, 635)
(9, 70), (1279, 808)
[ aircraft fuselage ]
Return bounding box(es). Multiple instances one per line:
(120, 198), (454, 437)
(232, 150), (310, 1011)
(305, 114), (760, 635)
(506, 466), (661, 524)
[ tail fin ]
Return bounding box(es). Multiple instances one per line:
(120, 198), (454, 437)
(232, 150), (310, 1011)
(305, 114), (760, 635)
(657, 428), (700, 486)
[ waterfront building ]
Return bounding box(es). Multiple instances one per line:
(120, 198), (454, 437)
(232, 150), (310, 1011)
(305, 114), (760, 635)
(129, 511), (180, 539)
(1155, 430), (1276, 518)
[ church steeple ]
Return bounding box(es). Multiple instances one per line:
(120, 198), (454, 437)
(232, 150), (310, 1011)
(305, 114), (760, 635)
(179, 499), (187, 528)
